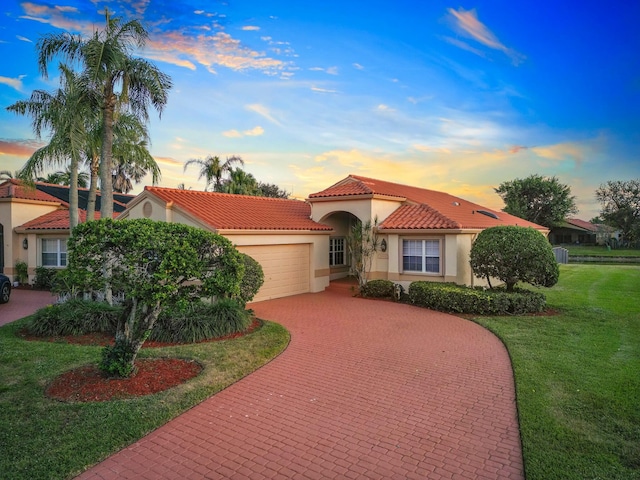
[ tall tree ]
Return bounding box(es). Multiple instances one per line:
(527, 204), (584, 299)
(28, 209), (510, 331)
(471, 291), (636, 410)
(36, 8), (171, 219)
(495, 174), (578, 228)
(7, 64), (97, 229)
(257, 181), (290, 199)
(183, 155), (244, 191)
(38, 168), (90, 188)
(111, 113), (160, 193)
(219, 168), (260, 195)
(595, 179), (640, 245)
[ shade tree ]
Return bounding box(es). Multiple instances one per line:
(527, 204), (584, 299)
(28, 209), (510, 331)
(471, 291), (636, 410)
(67, 218), (244, 377)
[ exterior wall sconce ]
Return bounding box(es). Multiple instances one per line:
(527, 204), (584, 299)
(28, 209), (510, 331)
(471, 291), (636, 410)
(22, 239), (28, 250)
(380, 239), (387, 252)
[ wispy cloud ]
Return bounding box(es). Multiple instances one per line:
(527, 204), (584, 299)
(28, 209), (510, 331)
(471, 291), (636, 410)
(446, 7), (525, 65)
(154, 156), (183, 167)
(222, 126), (264, 138)
(245, 104), (283, 126)
(353, 63), (364, 70)
(531, 142), (588, 164)
(0, 139), (41, 157)
(146, 31), (287, 75)
(242, 25), (260, 31)
(19, 3), (291, 77)
(16, 35), (32, 43)
(0, 75), (26, 92)
(311, 86), (338, 94)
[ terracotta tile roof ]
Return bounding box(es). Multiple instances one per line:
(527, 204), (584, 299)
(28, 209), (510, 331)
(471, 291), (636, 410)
(19, 209), (103, 231)
(309, 175), (546, 231)
(145, 187), (332, 231)
(0, 179), (62, 204)
(565, 218), (598, 232)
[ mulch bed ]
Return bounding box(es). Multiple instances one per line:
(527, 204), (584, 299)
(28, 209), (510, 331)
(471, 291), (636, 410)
(31, 319), (262, 403)
(46, 358), (203, 402)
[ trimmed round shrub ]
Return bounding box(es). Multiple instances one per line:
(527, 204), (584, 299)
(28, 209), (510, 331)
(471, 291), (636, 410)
(470, 225), (559, 291)
(361, 279), (395, 298)
(150, 298), (252, 343)
(408, 281), (546, 315)
(27, 299), (121, 336)
(235, 253), (264, 305)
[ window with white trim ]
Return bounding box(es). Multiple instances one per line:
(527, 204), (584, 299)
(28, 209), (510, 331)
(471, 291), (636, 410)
(329, 237), (346, 266)
(42, 238), (68, 267)
(402, 239), (441, 273)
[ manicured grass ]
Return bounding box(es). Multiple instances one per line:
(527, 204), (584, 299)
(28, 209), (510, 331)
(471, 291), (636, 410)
(0, 317), (289, 480)
(473, 265), (640, 480)
(564, 245), (640, 257)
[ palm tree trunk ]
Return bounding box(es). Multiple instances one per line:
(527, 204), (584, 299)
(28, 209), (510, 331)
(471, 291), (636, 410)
(87, 154), (99, 220)
(69, 154), (79, 230)
(100, 89), (115, 220)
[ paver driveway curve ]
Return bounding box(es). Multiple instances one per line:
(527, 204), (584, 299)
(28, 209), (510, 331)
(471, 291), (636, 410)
(78, 284), (524, 479)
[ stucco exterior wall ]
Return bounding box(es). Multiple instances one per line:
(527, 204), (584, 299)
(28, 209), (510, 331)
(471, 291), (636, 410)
(0, 199), (60, 281)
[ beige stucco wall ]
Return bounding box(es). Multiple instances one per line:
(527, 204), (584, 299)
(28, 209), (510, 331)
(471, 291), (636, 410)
(0, 199), (60, 281)
(311, 196), (402, 225)
(379, 231), (488, 289)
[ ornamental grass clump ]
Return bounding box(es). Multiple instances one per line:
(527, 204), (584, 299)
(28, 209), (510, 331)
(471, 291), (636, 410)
(150, 299), (251, 343)
(27, 299), (120, 336)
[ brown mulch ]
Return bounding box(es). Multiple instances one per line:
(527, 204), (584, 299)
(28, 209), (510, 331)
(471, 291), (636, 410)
(46, 358), (203, 402)
(34, 319), (262, 403)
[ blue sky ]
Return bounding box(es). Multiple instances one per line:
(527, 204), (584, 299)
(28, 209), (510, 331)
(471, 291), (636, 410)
(1, 0), (638, 220)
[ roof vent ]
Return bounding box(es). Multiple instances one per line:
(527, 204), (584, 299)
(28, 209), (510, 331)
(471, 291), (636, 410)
(477, 210), (499, 219)
(452, 201), (460, 206)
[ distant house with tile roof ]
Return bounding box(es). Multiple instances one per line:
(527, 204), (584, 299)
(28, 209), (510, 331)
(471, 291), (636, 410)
(0, 179), (134, 283)
(120, 175), (549, 301)
(549, 218), (619, 246)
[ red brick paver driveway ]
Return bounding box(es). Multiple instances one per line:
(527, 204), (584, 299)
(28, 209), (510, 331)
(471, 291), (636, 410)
(0, 288), (55, 326)
(78, 285), (523, 479)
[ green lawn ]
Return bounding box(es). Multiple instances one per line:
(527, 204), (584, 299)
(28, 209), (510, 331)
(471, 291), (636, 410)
(473, 265), (640, 480)
(563, 245), (640, 257)
(0, 318), (289, 480)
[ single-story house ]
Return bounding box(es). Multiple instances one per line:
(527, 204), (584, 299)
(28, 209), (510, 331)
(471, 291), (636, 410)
(0, 179), (134, 282)
(120, 175), (548, 301)
(550, 218), (619, 246)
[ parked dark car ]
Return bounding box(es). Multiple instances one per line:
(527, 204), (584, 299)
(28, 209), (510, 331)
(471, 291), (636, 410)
(0, 273), (11, 304)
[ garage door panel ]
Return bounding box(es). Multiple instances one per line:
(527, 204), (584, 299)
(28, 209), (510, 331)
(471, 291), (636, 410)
(238, 244), (310, 301)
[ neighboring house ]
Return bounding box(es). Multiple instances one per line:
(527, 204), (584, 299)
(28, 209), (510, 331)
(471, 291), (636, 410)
(120, 175), (548, 301)
(549, 218), (620, 246)
(0, 179), (134, 283)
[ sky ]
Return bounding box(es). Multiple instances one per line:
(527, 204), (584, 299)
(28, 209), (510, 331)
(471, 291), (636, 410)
(0, 0), (638, 220)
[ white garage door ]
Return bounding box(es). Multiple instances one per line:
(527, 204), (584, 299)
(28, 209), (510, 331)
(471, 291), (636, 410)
(238, 244), (310, 302)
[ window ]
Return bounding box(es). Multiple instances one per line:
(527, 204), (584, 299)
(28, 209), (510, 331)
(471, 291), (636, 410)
(329, 237), (346, 266)
(402, 239), (440, 274)
(42, 238), (67, 267)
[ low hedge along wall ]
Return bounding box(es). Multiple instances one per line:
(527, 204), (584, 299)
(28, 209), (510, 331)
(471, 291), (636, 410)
(408, 281), (546, 315)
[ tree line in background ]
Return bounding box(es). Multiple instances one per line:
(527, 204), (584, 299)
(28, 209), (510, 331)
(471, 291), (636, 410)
(495, 174), (640, 246)
(182, 154), (290, 198)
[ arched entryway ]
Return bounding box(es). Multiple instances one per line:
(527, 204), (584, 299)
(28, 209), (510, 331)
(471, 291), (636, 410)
(318, 211), (360, 280)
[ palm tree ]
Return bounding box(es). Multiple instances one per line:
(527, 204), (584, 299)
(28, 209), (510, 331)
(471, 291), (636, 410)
(183, 155), (244, 191)
(0, 170), (19, 181)
(36, 8), (172, 219)
(38, 168), (90, 187)
(219, 168), (259, 195)
(7, 64), (97, 229)
(111, 113), (160, 194)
